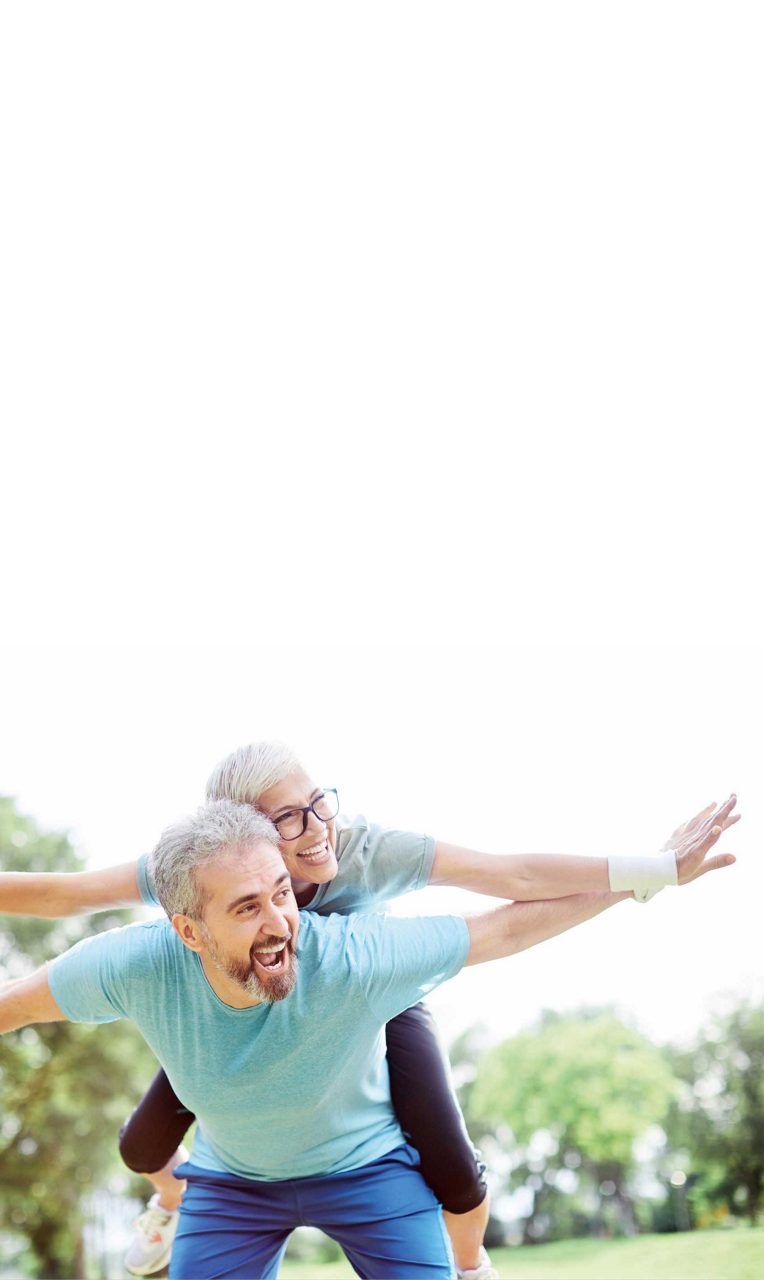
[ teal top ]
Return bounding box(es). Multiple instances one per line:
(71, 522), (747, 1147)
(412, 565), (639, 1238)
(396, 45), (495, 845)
(136, 814), (436, 916)
(48, 909), (470, 1179)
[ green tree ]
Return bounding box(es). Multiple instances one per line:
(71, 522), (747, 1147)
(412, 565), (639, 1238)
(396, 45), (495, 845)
(0, 796), (159, 1278)
(666, 1000), (764, 1227)
(468, 1010), (678, 1241)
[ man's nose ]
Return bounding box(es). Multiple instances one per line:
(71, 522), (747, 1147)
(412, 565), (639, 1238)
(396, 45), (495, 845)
(260, 903), (290, 936)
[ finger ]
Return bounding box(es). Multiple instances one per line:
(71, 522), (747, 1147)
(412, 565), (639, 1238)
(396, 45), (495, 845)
(714, 793), (738, 819)
(697, 796), (738, 842)
(690, 852), (737, 880)
(684, 801), (717, 834)
(709, 794), (738, 825)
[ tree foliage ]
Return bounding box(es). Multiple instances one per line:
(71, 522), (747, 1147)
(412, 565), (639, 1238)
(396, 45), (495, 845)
(471, 1009), (677, 1162)
(468, 1009), (678, 1239)
(1, 796), (159, 1278)
(666, 1001), (764, 1226)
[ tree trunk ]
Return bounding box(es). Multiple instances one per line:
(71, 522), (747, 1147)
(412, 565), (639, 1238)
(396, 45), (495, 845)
(614, 1186), (638, 1236)
(746, 1171), (761, 1226)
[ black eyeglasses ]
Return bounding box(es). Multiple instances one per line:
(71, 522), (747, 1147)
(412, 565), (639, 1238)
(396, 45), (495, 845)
(271, 789), (339, 840)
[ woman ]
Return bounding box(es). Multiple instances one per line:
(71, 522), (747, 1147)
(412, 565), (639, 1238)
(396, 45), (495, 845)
(1, 740), (737, 1279)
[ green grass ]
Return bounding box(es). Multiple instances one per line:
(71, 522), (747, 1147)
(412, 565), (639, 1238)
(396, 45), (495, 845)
(278, 1227), (764, 1280)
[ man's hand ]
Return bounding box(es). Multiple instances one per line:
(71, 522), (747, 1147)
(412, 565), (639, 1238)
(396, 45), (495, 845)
(664, 794), (739, 885)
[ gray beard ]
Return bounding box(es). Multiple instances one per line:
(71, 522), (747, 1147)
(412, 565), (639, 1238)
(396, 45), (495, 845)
(202, 928), (298, 1003)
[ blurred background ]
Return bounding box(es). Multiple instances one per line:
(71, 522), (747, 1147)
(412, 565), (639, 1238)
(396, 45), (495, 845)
(1, 641), (761, 1277)
(2, 0), (762, 1274)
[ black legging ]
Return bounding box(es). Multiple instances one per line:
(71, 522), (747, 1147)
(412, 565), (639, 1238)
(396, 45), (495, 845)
(119, 1002), (486, 1215)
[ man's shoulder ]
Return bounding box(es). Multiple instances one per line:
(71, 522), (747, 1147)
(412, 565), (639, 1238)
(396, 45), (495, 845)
(304, 909), (467, 958)
(101, 916), (174, 946)
(297, 909), (387, 963)
(299, 907), (385, 934)
(57, 916), (177, 970)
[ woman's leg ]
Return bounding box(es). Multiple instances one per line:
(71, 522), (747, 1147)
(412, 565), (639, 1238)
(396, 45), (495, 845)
(385, 1004), (494, 1279)
(119, 1067), (195, 1207)
(120, 1069), (196, 1275)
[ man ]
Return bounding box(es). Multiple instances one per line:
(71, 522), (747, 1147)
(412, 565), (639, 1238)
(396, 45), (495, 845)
(0, 797), (737, 1279)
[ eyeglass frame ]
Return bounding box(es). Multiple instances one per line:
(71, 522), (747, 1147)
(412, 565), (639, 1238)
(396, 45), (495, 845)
(270, 789), (339, 840)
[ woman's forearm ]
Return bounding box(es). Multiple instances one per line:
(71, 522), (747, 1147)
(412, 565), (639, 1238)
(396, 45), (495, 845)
(430, 843), (610, 899)
(0, 861), (144, 917)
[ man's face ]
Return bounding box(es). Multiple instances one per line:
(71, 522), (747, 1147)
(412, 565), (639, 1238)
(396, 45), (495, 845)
(258, 768), (339, 890)
(193, 839), (301, 1004)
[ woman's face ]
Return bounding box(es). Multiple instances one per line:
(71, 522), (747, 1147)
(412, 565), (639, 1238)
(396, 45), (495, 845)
(257, 769), (339, 891)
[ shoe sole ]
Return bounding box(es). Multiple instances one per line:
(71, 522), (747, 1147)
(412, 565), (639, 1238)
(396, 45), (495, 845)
(125, 1239), (175, 1277)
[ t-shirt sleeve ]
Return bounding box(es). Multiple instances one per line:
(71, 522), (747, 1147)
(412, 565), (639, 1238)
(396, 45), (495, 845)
(47, 928), (138, 1023)
(136, 853), (161, 907)
(321, 818), (435, 914)
(347, 912), (470, 1023)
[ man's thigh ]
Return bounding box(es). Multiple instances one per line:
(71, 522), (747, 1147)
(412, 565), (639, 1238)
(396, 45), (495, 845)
(169, 1163), (294, 1280)
(329, 1206), (454, 1280)
(301, 1144), (455, 1280)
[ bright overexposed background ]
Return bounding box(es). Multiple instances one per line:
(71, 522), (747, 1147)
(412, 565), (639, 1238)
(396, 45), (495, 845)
(1, 5), (761, 1059)
(1, 642), (759, 1053)
(1, 3), (762, 652)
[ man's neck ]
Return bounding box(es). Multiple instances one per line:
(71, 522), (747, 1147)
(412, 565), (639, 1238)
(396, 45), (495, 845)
(199, 955), (262, 1010)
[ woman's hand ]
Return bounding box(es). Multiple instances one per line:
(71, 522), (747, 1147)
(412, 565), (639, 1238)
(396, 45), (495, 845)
(663, 794), (739, 885)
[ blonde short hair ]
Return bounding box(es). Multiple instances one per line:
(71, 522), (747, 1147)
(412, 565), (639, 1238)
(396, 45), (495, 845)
(205, 740), (303, 806)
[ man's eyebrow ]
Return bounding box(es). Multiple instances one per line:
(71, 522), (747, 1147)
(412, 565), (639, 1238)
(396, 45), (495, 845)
(226, 872), (292, 912)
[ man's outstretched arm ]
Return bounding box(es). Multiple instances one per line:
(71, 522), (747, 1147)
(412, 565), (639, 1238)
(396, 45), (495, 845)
(0, 861), (144, 917)
(463, 890), (630, 967)
(0, 966), (67, 1032)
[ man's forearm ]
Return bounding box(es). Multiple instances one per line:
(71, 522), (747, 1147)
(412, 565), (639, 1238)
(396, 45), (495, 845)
(0, 862), (144, 918)
(464, 890), (630, 967)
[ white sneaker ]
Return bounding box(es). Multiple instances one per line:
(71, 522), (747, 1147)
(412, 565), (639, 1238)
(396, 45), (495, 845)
(457, 1246), (500, 1280)
(125, 1193), (180, 1276)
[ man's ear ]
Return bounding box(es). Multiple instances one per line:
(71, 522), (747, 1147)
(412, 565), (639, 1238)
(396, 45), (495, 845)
(172, 913), (205, 953)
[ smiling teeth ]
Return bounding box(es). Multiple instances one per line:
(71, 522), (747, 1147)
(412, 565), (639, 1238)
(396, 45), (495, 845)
(254, 941), (287, 954)
(300, 841), (328, 862)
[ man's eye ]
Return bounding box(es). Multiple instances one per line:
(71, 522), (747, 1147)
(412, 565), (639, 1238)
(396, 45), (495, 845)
(238, 904), (257, 915)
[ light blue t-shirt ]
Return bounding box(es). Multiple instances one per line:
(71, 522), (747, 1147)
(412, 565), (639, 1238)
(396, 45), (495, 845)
(47, 909), (470, 1180)
(136, 816), (435, 916)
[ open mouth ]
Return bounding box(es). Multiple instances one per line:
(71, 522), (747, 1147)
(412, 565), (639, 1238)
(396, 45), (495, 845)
(251, 936), (290, 975)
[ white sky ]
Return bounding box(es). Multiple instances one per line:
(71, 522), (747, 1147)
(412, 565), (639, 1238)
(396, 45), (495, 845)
(1, 4), (762, 654)
(1, 8), (761, 1057)
(2, 643), (760, 1052)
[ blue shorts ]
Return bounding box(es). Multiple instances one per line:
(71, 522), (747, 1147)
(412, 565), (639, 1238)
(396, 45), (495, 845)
(170, 1143), (455, 1280)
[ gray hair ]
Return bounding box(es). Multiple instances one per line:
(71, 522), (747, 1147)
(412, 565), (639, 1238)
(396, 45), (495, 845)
(205, 740), (304, 806)
(149, 799), (281, 920)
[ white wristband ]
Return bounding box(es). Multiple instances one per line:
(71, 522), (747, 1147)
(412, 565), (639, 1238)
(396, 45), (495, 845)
(608, 850), (678, 902)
